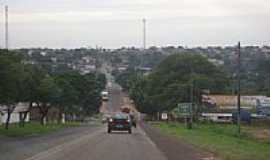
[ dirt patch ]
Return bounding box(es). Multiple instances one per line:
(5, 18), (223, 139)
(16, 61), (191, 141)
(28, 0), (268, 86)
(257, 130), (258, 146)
(247, 128), (270, 141)
(141, 122), (220, 160)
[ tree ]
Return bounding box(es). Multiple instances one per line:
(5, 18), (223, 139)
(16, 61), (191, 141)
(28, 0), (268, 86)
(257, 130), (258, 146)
(95, 72), (107, 91)
(36, 76), (59, 125)
(254, 58), (270, 96)
(116, 53), (230, 116)
(19, 64), (47, 127)
(79, 73), (103, 115)
(0, 52), (24, 129)
(145, 54), (230, 111)
(115, 68), (136, 91)
(54, 74), (78, 123)
(62, 72), (104, 118)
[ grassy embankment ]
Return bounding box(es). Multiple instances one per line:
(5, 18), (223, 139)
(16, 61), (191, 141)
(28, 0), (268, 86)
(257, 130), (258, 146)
(0, 122), (81, 137)
(153, 122), (270, 160)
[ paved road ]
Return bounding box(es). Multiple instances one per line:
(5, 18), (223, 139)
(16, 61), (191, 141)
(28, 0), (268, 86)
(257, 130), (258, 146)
(24, 126), (166, 160)
(1, 72), (211, 160)
(0, 125), (102, 160)
(22, 77), (167, 160)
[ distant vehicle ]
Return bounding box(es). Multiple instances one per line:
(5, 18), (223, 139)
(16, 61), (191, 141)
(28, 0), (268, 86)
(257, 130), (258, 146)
(232, 109), (251, 124)
(101, 91), (109, 101)
(108, 113), (132, 134)
(256, 99), (270, 116)
(121, 106), (131, 114)
(120, 106), (137, 127)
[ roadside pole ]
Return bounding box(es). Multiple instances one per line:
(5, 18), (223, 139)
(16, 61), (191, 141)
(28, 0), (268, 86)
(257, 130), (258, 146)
(177, 103), (192, 129)
(189, 70), (194, 129)
(237, 42), (241, 135)
(189, 83), (193, 129)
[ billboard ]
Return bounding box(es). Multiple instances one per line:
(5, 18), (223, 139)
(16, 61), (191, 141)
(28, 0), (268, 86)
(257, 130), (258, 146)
(202, 95), (270, 110)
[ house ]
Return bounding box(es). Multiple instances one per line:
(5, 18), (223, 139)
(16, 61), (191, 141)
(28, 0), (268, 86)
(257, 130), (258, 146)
(0, 103), (30, 125)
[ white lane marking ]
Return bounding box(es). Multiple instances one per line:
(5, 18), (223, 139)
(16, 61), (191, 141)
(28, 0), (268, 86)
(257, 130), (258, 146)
(24, 128), (105, 160)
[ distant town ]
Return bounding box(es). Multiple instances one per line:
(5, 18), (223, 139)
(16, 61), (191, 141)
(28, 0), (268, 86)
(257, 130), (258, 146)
(15, 45), (270, 74)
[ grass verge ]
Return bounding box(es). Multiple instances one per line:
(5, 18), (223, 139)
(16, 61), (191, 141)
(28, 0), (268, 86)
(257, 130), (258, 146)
(152, 122), (270, 160)
(0, 122), (81, 137)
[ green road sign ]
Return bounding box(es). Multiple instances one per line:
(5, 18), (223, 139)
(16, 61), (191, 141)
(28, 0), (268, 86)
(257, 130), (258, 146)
(176, 103), (192, 117)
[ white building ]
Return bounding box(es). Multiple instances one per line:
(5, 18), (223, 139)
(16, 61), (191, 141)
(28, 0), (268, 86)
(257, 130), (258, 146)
(0, 103), (30, 125)
(208, 58), (224, 66)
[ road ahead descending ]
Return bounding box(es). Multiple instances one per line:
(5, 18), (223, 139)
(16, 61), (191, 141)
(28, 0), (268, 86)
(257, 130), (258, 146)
(24, 80), (167, 160)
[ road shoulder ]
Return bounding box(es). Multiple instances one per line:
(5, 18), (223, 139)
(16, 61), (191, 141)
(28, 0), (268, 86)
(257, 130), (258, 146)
(141, 122), (216, 160)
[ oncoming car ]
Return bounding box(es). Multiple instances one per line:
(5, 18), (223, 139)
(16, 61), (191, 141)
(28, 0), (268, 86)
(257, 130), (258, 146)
(108, 113), (132, 134)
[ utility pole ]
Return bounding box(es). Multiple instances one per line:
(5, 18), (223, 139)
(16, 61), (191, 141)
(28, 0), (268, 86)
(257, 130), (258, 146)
(142, 18), (146, 50)
(5, 5), (9, 50)
(237, 42), (241, 135)
(140, 18), (146, 69)
(188, 69), (194, 129)
(189, 80), (193, 129)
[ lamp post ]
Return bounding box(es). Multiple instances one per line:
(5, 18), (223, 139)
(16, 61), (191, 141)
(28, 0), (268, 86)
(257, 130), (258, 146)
(5, 5), (8, 50)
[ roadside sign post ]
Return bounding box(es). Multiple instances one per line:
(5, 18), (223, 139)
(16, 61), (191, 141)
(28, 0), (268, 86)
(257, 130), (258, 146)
(177, 103), (193, 129)
(161, 113), (168, 123)
(161, 113), (168, 120)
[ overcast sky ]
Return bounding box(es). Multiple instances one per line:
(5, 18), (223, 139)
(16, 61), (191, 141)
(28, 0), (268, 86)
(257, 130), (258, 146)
(0, 0), (270, 49)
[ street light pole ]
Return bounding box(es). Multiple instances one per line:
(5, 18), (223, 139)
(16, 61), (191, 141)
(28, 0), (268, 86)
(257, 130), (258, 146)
(143, 18), (146, 50)
(5, 5), (9, 50)
(237, 42), (241, 135)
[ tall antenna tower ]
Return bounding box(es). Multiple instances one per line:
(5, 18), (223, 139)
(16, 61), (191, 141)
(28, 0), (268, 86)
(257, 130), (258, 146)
(5, 5), (9, 50)
(143, 18), (146, 50)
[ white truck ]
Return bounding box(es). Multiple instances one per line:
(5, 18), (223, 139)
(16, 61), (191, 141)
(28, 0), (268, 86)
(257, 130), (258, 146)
(101, 91), (109, 101)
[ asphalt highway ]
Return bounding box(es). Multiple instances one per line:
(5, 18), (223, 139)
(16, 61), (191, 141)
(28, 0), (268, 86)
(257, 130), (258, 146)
(23, 78), (167, 160)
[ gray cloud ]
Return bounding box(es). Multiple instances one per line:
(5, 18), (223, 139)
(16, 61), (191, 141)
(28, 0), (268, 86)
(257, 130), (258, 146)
(0, 0), (269, 48)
